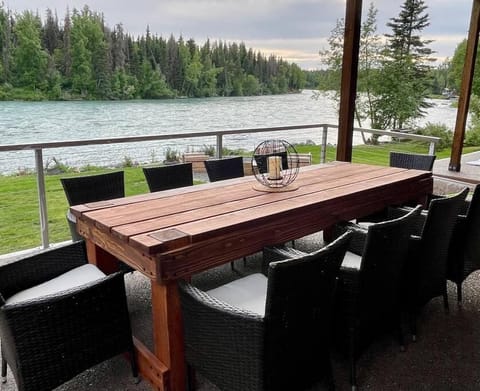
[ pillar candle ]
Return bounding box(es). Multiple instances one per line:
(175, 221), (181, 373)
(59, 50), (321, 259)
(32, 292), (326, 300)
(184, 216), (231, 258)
(268, 155), (282, 179)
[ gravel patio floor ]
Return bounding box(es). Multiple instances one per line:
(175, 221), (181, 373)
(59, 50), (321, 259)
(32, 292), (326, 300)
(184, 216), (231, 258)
(2, 231), (479, 391)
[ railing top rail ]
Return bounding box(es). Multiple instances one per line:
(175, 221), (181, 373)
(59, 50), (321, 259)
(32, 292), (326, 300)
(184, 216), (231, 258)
(0, 124), (326, 152)
(355, 127), (441, 142)
(0, 123), (439, 152)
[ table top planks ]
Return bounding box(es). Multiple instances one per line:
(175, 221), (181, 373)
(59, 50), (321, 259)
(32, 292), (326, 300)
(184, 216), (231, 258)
(110, 164), (393, 240)
(72, 163), (432, 261)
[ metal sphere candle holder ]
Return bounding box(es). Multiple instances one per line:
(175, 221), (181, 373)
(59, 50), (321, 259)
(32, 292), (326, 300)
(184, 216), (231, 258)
(251, 140), (300, 192)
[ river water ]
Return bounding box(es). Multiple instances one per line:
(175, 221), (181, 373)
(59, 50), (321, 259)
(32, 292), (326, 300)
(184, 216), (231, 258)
(0, 90), (459, 174)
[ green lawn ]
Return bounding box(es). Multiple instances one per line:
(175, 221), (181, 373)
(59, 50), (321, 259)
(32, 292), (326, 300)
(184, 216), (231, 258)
(294, 141), (466, 165)
(1, 143), (479, 255)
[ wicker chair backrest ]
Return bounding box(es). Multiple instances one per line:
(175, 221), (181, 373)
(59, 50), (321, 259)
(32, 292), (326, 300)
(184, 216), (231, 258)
(142, 163), (193, 192)
(389, 151), (436, 171)
(358, 205), (422, 324)
(263, 231), (351, 390)
(416, 187), (469, 306)
(204, 156), (244, 182)
(60, 171), (125, 206)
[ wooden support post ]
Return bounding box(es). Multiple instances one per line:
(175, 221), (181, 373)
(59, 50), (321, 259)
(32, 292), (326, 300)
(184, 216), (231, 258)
(337, 0), (363, 162)
(450, 0), (480, 171)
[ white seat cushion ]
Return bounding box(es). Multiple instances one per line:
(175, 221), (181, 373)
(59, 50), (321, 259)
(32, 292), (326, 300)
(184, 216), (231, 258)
(6, 264), (106, 305)
(207, 273), (268, 316)
(357, 221), (374, 229)
(341, 251), (363, 271)
(67, 209), (77, 223)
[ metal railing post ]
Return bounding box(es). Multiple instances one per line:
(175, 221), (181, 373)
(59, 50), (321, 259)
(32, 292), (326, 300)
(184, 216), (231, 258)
(321, 125), (328, 163)
(216, 134), (223, 158)
(34, 148), (49, 249)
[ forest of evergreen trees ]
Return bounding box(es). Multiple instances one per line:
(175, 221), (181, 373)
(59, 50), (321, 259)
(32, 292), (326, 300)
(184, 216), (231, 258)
(0, 5), (306, 101)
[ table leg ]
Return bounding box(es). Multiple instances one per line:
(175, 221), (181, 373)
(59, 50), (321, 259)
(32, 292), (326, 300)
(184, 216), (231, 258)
(81, 226), (187, 390)
(323, 225), (336, 243)
(85, 240), (120, 274)
(151, 280), (186, 391)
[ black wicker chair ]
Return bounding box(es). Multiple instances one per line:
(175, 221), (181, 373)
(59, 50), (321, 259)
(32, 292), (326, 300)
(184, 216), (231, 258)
(390, 185), (479, 304)
(179, 231), (352, 391)
(446, 185), (480, 303)
(0, 241), (137, 391)
(142, 162), (193, 192)
(263, 206), (422, 391)
(203, 156), (244, 182)
(355, 152), (436, 225)
(60, 171), (125, 241)
(389, 151), (436, 171)
(388, 187), (469, 338)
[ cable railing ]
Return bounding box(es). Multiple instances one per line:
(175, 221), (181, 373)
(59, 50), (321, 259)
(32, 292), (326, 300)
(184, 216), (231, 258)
(0, 123), (439, 256)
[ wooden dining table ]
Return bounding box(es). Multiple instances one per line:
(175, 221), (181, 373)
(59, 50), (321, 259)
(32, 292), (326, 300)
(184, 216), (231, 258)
(70, 161), (433, 391)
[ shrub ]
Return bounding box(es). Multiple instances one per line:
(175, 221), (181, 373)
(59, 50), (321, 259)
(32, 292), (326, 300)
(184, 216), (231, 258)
(465, 127), (480, 146)
(466, 95), (480, 146)
(415, 122), (453, 150)
(201, 144), (215, 157)
(149, 149), (158, 163)
(45, 157), (71, 174)
(122, 155), (136, 167)
(164, 147), (180, 162)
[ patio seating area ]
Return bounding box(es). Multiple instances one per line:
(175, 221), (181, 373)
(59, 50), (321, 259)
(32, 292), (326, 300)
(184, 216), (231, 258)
(1, 229), (478, 391)
(0, 159), (479, 391)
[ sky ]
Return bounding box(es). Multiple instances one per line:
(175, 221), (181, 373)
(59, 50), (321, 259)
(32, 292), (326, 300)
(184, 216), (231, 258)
(5, 0), (475, 69)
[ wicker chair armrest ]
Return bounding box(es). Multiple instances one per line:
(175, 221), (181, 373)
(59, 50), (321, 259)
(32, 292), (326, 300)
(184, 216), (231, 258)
(356, 208), (389, 224)
(387, 205), (414, 218)
(346, 225), (368, 256)
(262, 246), (307, 275)
(333, 222), (367, 256)
(0, 272), (133, 387)
(387, 206), (426, 236)
(0, 242), (88, 301)
(179, 281), (264, 390)
(428, 193), (446, 202)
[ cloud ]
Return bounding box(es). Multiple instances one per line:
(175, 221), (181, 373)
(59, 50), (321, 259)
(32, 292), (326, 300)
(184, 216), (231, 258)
(240, 37), (329, 69)
(4, 0), (474, 69)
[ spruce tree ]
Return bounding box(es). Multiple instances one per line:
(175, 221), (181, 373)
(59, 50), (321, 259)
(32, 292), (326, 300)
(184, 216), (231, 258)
(385, 0), (433, 62)
(12, 11), (48, 90)
(0, 4), (13, 84)
(373, 0), (434, 129)
(42, 9), (59, 55)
